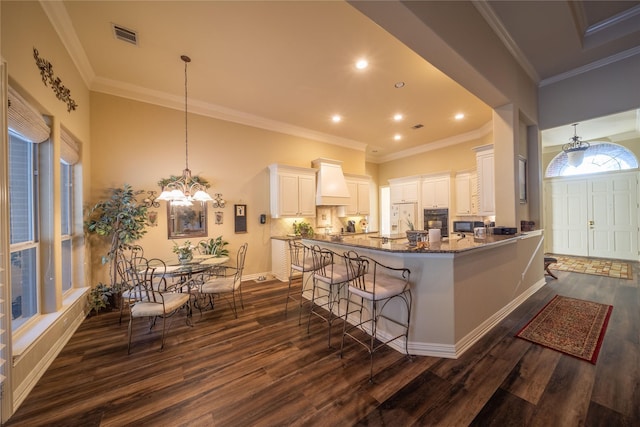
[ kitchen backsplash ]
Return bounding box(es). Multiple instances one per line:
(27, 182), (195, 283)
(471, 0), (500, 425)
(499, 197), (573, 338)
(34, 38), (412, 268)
(270, 206), (368, 237)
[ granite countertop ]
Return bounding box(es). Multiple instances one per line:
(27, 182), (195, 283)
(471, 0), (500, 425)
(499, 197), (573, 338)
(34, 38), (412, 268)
(271, 231), (378, 241)
(302, 233), (522, 254)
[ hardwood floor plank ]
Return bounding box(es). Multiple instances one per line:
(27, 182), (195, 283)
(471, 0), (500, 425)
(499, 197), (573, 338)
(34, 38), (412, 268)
(527, 355), (597, 426)
(469, 387), (535, 426)
(500, 344), (562, 404)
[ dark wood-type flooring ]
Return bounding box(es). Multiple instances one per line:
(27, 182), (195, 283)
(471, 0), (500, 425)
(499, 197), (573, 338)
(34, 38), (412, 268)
(6, 264), (639, 426)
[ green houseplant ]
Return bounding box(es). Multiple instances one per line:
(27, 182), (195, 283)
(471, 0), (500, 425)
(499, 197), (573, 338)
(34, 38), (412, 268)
(85, 184), (149, 291)
(87, 282), (113, 315)
(293, 221), (314, 237)
(199, 236), (229, 257)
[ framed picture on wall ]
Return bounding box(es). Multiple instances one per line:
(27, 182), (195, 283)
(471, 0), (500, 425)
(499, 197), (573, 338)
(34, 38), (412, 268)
(519, 156), (527, 203)
(234, 204), (247, 233)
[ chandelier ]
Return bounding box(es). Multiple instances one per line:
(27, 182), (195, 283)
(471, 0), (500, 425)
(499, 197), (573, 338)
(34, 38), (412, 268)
(562, 123), (590, 167)
(157, 55), (213, 205)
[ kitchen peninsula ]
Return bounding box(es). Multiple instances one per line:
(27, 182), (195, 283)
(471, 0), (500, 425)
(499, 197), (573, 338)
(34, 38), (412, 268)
(303, 230), (545, 358)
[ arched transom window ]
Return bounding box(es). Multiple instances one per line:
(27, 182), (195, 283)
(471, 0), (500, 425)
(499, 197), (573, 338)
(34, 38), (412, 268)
(545, 142), (638, 177)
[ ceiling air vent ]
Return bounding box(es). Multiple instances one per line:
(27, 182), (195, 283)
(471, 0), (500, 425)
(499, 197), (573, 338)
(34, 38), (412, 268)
(112, 24), (138, 46)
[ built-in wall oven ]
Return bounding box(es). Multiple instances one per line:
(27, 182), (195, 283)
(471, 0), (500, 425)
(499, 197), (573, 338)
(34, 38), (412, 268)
(424, 208), (449, 237)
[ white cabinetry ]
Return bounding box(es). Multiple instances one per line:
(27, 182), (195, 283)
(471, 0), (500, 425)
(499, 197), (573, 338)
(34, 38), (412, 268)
(389, 178), (419, 204)
(475, 146), (495, 216)
(421, 175), (449, 209)
(338, 175), (370, 216)
(455, 171), (478, 215)
(269, 164), (316, 218)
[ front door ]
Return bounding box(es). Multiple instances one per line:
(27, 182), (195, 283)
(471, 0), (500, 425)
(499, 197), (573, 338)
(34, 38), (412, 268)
(587, 173), (638, 259)
(545, 171), (638, 261)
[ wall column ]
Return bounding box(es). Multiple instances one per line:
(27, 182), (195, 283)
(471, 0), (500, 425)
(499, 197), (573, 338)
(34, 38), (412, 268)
(493, 104), (518, 227)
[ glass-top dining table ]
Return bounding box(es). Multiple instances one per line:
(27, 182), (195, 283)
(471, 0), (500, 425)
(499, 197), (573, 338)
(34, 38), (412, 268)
(163, 255), (230, 279)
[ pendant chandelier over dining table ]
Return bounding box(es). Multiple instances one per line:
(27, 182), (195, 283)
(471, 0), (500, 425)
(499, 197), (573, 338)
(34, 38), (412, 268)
(157, 55), (213, 205)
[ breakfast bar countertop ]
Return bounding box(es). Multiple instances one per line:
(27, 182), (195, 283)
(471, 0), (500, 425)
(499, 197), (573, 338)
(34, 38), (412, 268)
(303, 232), (524, 254)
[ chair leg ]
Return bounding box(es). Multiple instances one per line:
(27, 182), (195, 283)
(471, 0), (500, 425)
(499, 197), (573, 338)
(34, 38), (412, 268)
(284, 272), (295, 316)
(159, 316), (167, 351)
(231, 292), (238, 319)
(127, 316), (134, 354)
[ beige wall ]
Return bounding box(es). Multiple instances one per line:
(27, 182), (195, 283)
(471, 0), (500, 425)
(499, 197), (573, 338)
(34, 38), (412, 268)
(89, 92), (366, 283)
(378, 133), (492, 185)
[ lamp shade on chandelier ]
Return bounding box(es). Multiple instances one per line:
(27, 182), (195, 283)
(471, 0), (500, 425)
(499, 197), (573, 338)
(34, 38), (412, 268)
(157, 55), (213, 205)
(562, 123), (590, 167)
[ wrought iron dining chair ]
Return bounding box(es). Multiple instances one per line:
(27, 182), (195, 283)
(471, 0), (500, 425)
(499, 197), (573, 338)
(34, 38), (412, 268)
(117, 254), (148, 324)
(307, 245), (350, 347)
(126, 257), (192, 353)
(284, 240), (321, 324)
(340, 251), (412, 382)
(197, 243), (248, 318)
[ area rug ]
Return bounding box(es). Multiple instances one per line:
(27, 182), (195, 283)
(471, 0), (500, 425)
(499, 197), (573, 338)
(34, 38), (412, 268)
(516, 295), (613, 364)
(547, 255), (632, 280)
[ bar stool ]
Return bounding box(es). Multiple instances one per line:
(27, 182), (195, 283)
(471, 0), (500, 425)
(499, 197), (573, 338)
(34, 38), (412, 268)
(284, 240), (320, 324)
(340, 251), (412, 382)
(307, 245), (350, 347)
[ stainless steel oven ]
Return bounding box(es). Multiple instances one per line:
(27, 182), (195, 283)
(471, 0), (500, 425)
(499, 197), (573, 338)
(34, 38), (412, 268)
(424, 208), (449, 237)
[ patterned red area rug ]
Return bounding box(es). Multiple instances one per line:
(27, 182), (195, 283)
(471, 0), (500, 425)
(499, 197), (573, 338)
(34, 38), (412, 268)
(547, 255), (632, 279)
(516, 295), (613, 364)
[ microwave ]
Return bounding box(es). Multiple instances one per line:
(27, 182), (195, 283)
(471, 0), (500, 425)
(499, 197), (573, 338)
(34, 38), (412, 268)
(452, 221), (484, 233)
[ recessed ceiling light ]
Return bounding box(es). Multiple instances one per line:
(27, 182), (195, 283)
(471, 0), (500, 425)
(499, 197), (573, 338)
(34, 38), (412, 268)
(394, 134), (402, 141)
(331, 115), (342, 123)
(355, 59), (368, 70)
(455, 113), (465, 120)
(394, 82), (405, 88)
(393, 114), (403, 121)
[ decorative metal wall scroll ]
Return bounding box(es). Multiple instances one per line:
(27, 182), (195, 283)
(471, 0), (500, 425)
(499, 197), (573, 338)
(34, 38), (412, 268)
(33, 48), (78, 112)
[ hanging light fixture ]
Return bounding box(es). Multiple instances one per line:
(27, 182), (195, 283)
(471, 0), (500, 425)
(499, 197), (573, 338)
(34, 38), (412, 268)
(562, 123), (590, 167)
(157, 55), (213, 204)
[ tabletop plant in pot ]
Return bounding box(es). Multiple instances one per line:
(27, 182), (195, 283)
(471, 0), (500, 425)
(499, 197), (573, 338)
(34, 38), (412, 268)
(293, 221), (314, 237)
(199, 236), (229, 257)
(85, 184), (149, 298)
(173, 240), (196, 264)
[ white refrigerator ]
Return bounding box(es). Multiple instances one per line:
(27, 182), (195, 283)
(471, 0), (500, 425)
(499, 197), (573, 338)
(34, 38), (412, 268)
(391, 203), (418, 235)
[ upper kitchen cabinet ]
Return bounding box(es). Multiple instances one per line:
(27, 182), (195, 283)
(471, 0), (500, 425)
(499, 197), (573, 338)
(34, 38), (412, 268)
(338, 174), (371, 216)
(474, 145), (495, 216)
(389, 177), (419, 204)
(421, 174), (450, 209)
(269, 164), (316, 218)
(455, 171), (478, 216)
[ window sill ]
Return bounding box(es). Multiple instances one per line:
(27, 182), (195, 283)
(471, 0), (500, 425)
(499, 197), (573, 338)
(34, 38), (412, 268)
(13, 288), (89, 359)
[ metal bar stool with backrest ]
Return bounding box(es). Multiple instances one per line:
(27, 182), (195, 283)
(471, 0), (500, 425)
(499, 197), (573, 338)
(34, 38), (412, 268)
(340, 250), (413, 382)
(307, 245), (351, 347)
(284, 239), (321, 324)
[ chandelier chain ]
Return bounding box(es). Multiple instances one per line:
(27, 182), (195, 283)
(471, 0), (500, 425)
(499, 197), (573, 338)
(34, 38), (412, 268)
(183, 55), (190, 171)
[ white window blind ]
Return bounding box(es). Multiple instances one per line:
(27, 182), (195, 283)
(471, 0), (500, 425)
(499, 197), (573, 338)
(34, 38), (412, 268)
(8, 86), (49, 144)
(60, 127), (80, 165)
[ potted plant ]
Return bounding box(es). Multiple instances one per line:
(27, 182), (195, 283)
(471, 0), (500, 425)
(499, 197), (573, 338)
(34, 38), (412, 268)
(293, 221), (314, 237)
(87, 282), (113, 315)
(85, 184), (149, 292)
(199, 236), (229, 257)
(173, 240), (196, 264)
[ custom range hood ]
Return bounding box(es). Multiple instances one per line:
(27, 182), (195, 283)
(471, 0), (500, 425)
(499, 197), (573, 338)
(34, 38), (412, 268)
(312, 158), (350, 206)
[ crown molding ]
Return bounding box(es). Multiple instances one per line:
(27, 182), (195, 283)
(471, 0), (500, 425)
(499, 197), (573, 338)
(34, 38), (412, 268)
(368, 121), (493, 164)
(91, 77), (367, 152)
(539, 45), (640, 87)
(40, 0), (95, 88)
(473, 0), (539, 83)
